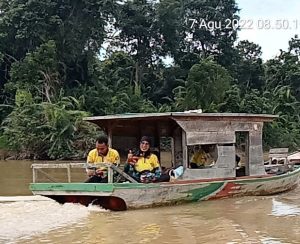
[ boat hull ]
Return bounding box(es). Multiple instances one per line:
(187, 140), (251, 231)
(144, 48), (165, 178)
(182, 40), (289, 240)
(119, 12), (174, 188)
(30, 167), (300, 211)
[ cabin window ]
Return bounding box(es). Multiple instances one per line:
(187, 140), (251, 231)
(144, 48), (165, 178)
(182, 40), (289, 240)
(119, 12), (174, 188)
(188, 144), (218, 169)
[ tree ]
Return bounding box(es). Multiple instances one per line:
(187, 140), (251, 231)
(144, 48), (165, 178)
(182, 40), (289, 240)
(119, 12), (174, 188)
(5, 40), (61, 103)
(233, 40), (265, 90)
(0, 0), (115, 88)
(263, 85), (300, 150)
(2, 93), (99, 159)
(265, 35), (300, 100)
(112, 0), (161, 96)
(219, 85), (242, 112)
(157, 0), (239, 65)
(180, 58), (232, 110)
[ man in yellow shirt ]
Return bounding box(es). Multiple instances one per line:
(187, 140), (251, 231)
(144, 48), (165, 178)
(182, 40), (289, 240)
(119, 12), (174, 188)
(85, 135), (120, 183)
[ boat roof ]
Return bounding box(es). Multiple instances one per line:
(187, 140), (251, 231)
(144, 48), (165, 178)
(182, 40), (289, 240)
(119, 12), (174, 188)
(84, 112), (278, 122)
(83, 112), (278, 138)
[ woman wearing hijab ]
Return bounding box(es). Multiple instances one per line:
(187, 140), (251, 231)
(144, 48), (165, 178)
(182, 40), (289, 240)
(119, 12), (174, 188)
(125, 136), (162, 183)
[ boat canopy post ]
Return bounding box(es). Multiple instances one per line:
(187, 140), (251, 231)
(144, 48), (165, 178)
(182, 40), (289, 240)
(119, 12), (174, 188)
(171, 127), (183, 167)
(155, 122), (161, 162)
(106, 122), (117, 148)
(245, 132), (250, 176)
(181, 130), (188, 169)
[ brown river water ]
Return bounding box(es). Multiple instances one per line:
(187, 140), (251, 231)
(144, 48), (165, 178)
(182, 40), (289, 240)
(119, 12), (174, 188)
(1, 160), (300, 244)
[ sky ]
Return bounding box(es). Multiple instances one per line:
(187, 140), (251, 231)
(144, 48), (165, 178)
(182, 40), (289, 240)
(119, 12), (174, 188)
(236, 0), (300, 60)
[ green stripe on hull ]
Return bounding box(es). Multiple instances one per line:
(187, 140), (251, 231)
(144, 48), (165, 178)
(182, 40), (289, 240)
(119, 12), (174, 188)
(30, 183), (115, 192)
(185, 182), (225, 201)
(30, 182), (161, 192)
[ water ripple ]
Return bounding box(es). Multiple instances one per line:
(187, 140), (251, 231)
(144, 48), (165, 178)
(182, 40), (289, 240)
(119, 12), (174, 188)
(271, 199), (300, 217)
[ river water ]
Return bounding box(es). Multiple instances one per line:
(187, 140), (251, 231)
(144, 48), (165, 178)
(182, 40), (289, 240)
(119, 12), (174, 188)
(1, 160), (300, 244)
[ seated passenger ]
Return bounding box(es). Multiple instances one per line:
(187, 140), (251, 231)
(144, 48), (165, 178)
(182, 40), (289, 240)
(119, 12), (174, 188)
(125, 136), (168, 183)
(190, 145), (214, 168)
(85, 135), (120, 183)
(236, 154), (246, 177)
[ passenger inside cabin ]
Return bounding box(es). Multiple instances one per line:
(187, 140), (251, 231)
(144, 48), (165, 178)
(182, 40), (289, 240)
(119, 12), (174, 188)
(190, 145), (215, 169)
(235, 142), (246, 177)
(235, 152), (247, 177)
(124, 136), (170, 183)
(85, 135), (120, 183)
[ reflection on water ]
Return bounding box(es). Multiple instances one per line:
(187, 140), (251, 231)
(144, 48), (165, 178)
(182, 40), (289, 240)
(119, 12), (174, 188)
(271, 199), (300, 217)
(0, 160), (300, 243)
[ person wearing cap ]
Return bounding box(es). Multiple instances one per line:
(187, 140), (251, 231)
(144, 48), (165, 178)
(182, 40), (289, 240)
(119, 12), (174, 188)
(125, 136), (162, 183)
(85, 135), (120, 183)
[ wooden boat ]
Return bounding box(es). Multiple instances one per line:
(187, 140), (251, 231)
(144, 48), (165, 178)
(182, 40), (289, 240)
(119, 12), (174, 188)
(30, 112), (300, 211)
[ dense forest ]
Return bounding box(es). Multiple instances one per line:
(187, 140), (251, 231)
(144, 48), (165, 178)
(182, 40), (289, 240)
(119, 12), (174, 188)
(0, 0), (299, 159)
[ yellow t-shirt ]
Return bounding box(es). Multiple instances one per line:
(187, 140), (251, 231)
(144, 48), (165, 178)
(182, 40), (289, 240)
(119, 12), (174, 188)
(191, 150), (212, 166)
(134, 154), (160, 173)
(87, 148), (120, 168)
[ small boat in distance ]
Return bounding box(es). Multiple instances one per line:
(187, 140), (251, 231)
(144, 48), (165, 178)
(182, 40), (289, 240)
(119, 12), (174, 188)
(30, 113), (300, 211)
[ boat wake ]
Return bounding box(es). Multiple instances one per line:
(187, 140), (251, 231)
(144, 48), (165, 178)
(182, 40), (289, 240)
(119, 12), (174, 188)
(0, 197), (106, 243)
(87, 202), (109, 212)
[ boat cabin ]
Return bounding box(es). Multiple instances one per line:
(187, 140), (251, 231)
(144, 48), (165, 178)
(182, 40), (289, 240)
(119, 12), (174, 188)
(84, 112), (277, 179)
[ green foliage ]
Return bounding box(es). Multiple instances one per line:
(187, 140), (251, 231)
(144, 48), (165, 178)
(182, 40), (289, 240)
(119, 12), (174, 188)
(264, 85), (300, 150)
(233, 40), (265, 90)
(240, 89), (272, 114)
(2, 96), (100, 159)
(150, 66), (185, 105)
(113, 0), (160, 95)
(0, 0), (299, 157)
(156, 0), (183, 58)
(263, 122), (300, 150)
(5, 40), (60, 103)
(0, 0), (113, 59)
(157, 0), (239, 62)
(15, 89), (33, 107)
(183, 58), (232, 110)
(264, 35), (300, 100)
(172, 86), (187, 111)
(219, 85), (242, 112)
(0, 134), (10, 149)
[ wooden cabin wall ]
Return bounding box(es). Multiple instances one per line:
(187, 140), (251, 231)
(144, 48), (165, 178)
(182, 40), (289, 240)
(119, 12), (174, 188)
(186, 131), (235, 145)
(176, 120), (262, 133)
(216, 145), (236, 169)
(182, 145), (236, 179)
(248, 129), (265, 176)
(176, 120), (265, 177)
(182, 168), (235, 180)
